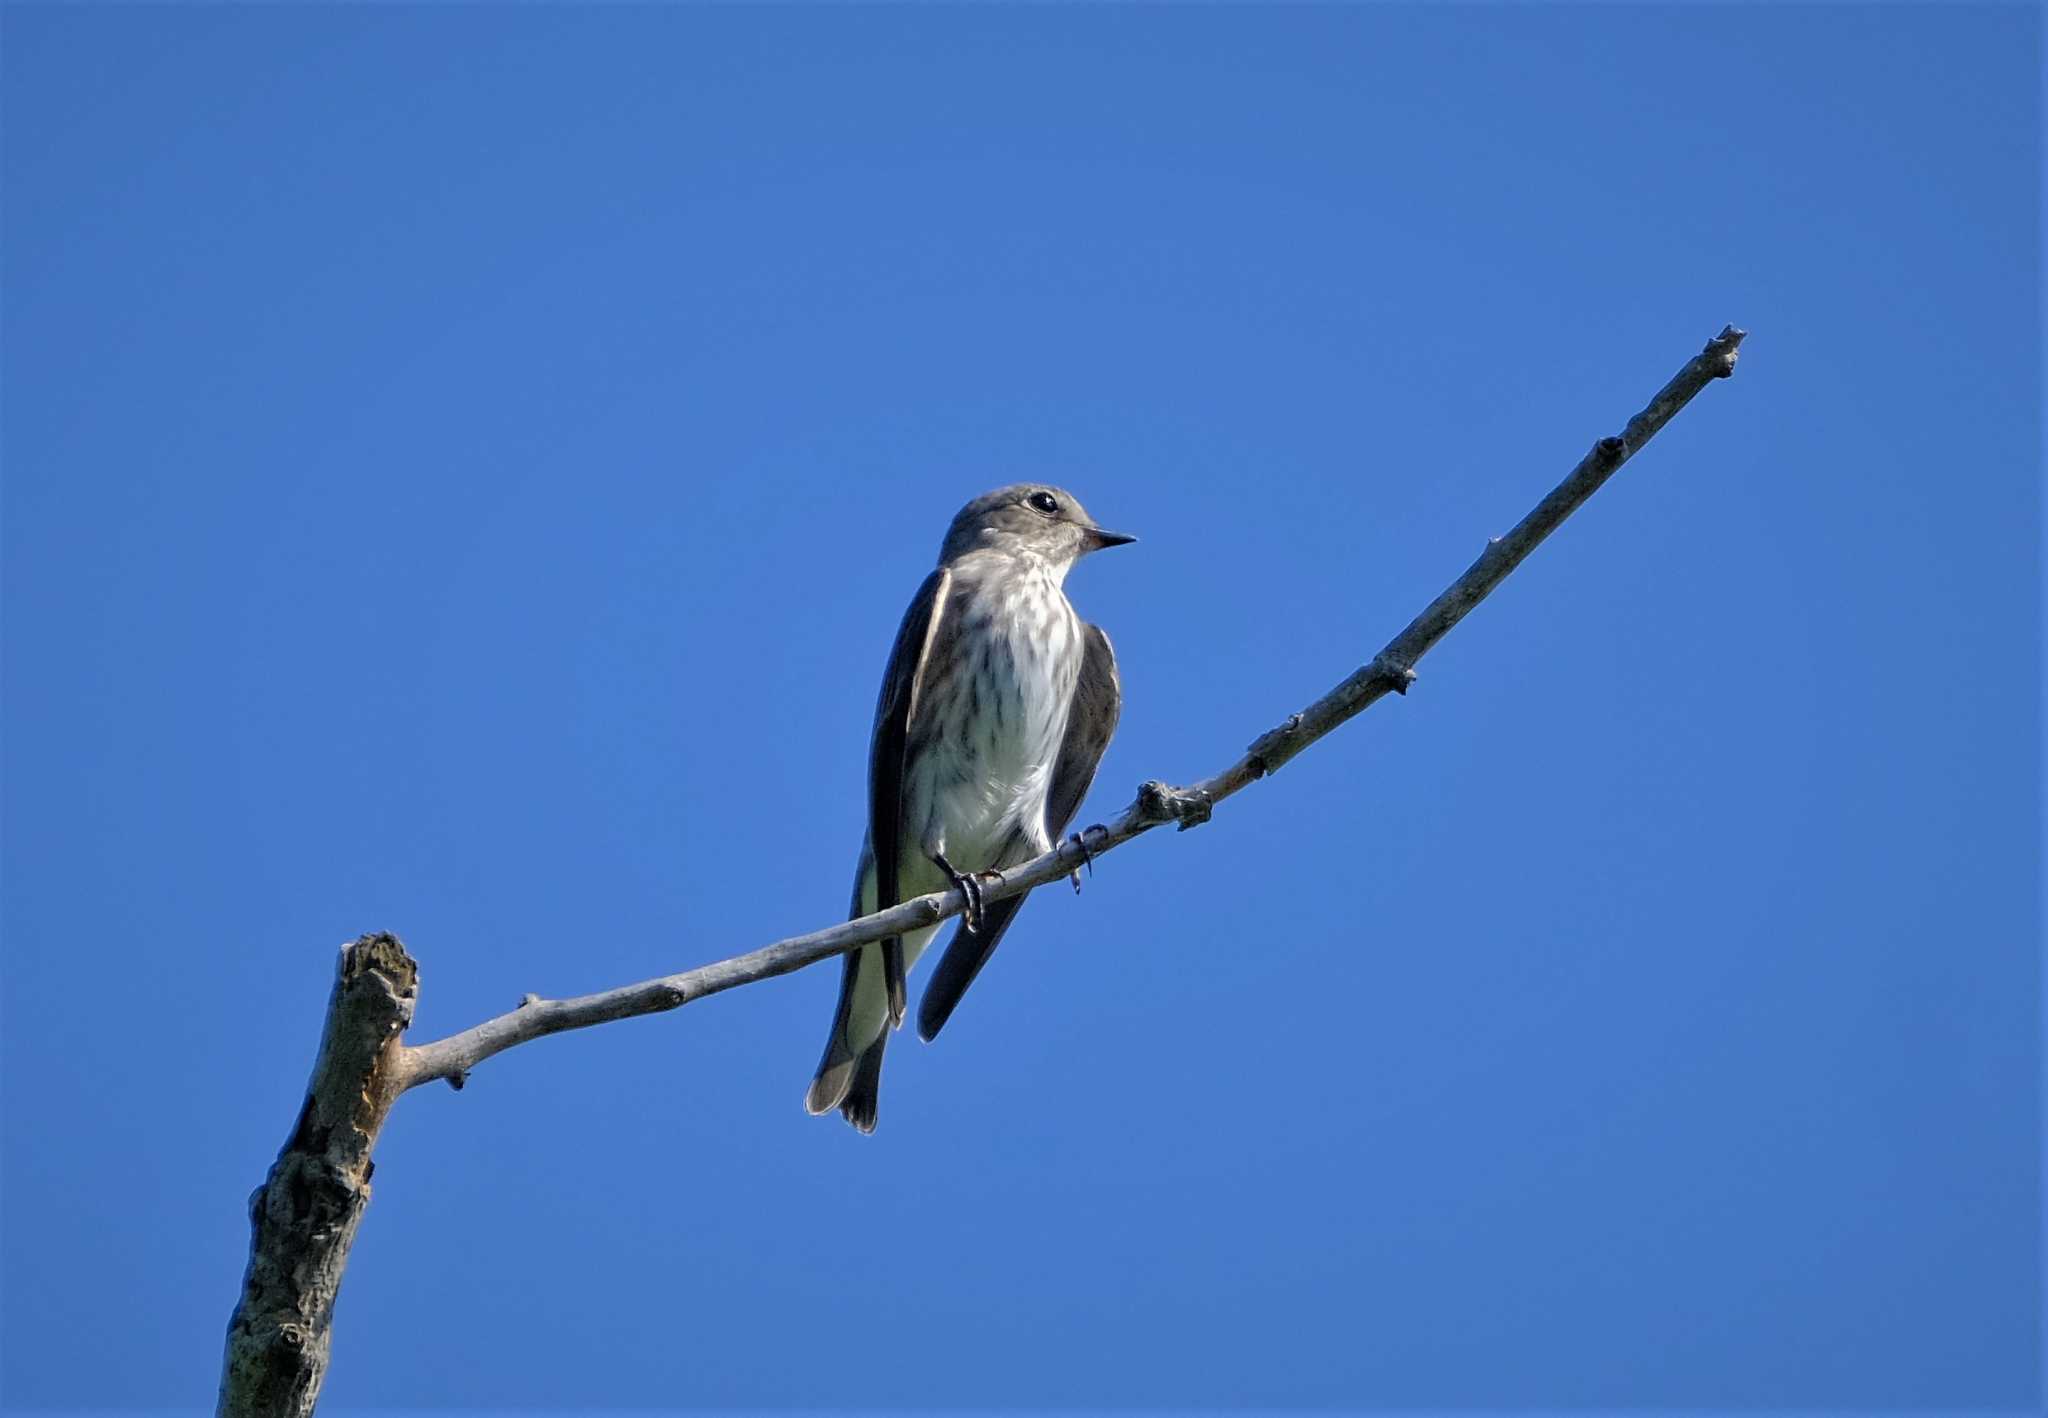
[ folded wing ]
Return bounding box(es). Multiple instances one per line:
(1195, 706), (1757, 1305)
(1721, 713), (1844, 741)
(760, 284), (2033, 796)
(869, 566), (952, 1027)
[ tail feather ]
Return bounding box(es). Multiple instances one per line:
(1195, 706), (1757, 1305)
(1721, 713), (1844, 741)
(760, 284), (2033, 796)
(804, 844), (934, 1131)
(806, 928), (924, 1131)
(805, 1044), (857, 1116)
(882, 935), (907, 1028)
(805, 944), (866, 1116)
(806, 1029), (887, 1132)
(839, 1037), (886, 1133)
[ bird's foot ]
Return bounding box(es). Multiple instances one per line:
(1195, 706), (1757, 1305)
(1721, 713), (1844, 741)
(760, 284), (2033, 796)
(934, 852), (987, 932)
(1067, 825), (1106, 893)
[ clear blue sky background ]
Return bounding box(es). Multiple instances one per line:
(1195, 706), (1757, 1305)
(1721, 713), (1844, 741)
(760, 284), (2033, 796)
(2, 4), (2039, 1412)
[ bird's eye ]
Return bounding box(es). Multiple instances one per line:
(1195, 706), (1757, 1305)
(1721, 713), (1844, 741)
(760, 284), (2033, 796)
(1029, 491), (1059, 515)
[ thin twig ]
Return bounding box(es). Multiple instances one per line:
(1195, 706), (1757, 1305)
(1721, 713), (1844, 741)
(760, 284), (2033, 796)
(396, 324), (1746, 1094)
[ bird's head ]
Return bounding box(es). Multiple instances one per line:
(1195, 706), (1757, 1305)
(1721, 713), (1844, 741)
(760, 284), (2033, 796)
(938, 484), (1136, 567)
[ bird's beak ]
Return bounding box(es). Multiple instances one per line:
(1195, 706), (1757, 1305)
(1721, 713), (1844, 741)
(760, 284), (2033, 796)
(1083, 526), (1138, 551)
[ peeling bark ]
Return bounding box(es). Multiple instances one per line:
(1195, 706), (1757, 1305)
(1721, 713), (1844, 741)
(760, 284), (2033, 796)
(218, 934), (417, 1418)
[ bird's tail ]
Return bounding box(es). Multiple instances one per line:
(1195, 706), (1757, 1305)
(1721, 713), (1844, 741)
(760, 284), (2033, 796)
(806, 933), (922, 1133)
(807, 942), (877, 1124)
(807, 1031), (886, 1134)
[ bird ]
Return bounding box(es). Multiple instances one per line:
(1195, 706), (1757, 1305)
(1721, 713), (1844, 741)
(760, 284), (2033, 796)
(804, 483), (1133, 1132)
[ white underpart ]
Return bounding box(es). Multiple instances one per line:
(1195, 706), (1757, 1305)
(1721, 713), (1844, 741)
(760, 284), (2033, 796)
(844, 549), (1083, 1054)
(914, 554), (1078, 870)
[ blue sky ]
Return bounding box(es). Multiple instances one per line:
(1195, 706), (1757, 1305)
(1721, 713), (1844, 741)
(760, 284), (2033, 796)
(2, 4), (2038, 1411)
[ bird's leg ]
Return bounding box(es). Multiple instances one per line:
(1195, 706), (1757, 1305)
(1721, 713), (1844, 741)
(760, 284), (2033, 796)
(932, 851), (985, 933)
(1067, 825), (1106, 893)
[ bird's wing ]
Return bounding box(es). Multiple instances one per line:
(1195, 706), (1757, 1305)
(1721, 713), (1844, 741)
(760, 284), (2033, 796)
(917, 621), (1120, 1043)
(869, 566), (953, 1027)
(1044, 621), (1122, 840)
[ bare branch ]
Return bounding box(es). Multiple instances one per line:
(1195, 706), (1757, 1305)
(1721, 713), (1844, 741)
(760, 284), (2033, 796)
(395, 324), (1746, 1094)
(222, 327), (1744, 1418)
(219, 934), (418, 1418)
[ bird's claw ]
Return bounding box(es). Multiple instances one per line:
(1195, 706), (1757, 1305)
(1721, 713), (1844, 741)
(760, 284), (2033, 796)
(1067, 826), (1104, 893)
(943, 862), (986, 932)
(931, 851), (981, 932)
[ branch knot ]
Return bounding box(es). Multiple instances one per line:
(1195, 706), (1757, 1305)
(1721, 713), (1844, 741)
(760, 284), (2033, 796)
(1246, 714), (1305, 776)
(1137, 780), (1213, 832)
(1370, 653), (1417, 694)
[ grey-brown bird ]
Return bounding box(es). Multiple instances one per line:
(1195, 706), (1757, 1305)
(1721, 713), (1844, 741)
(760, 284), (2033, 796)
(804, 484), (1133, 1132)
